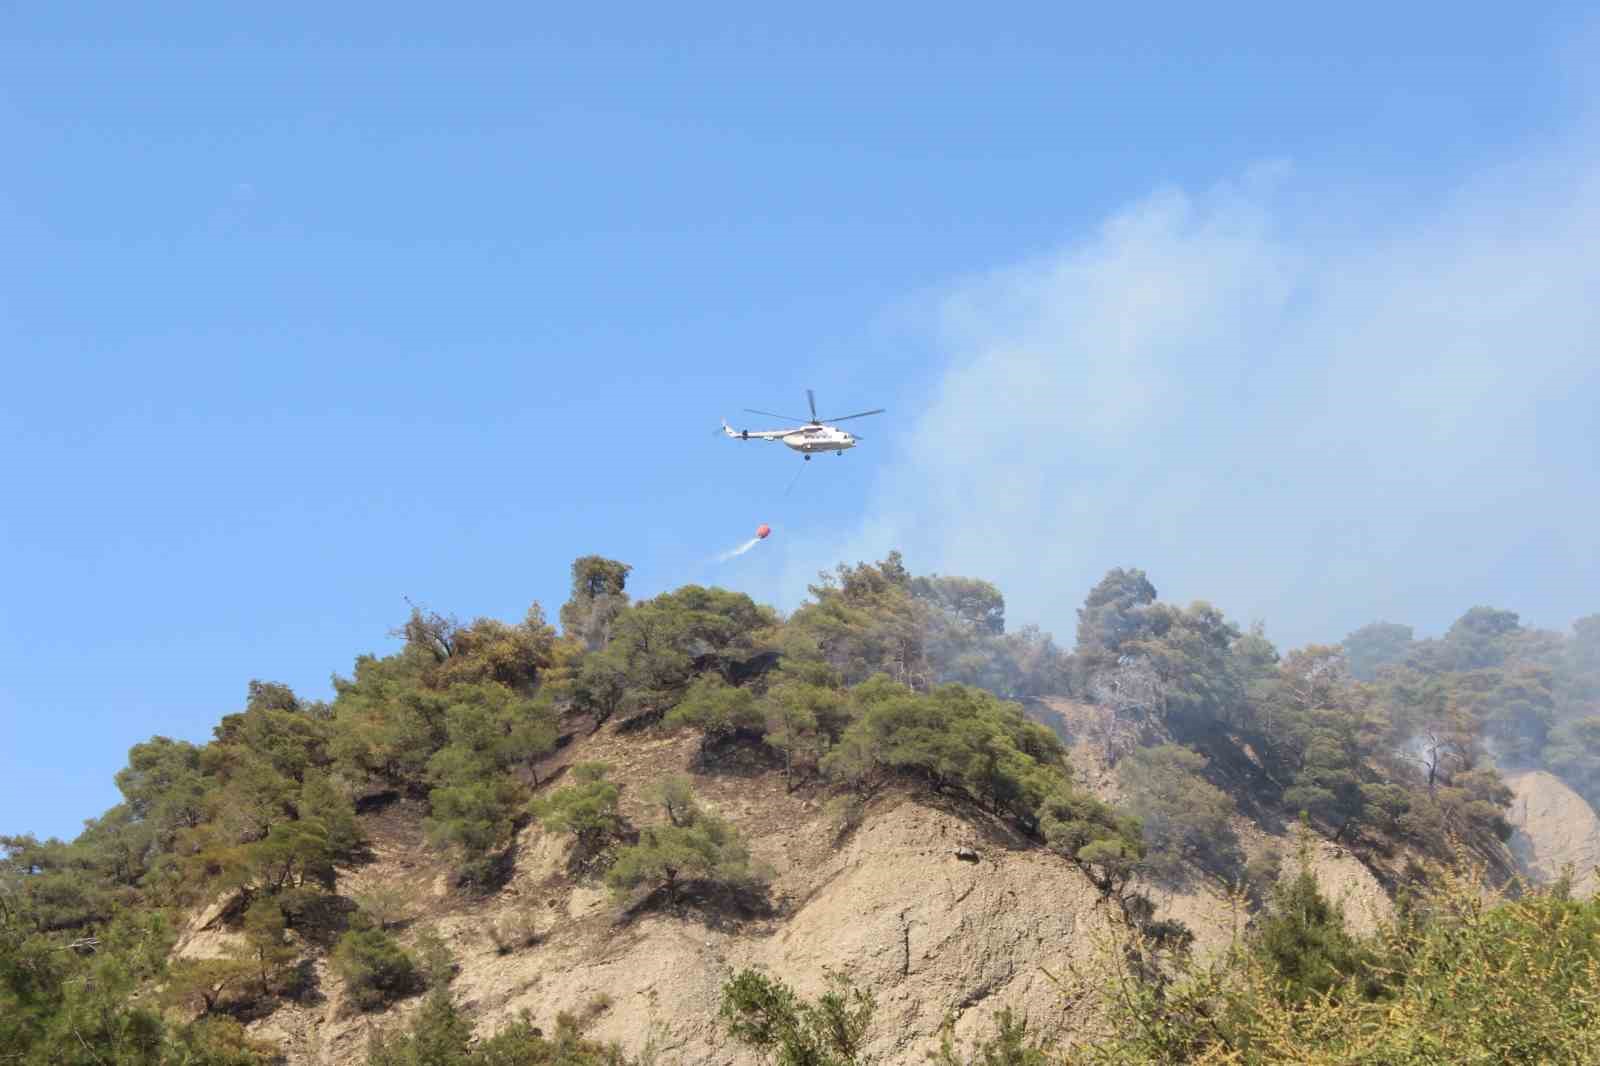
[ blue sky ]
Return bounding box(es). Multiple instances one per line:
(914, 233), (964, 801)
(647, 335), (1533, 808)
(4, 4), (1597, 841)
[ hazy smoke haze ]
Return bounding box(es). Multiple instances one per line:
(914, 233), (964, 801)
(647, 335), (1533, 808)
(782, 139), (1600, 649)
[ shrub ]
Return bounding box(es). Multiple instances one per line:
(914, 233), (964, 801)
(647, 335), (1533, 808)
(332, 927), (419, 1011)
(532, 763), (623, 858)
(487, 908), (540, 955)
(719, 969), (874, 1066)
(930, 1007), (1052, 1066)
(1116, 744), (1242, 884)
(354, 883), (413, 931)
(1067, 869), (1600, 1065)
(605, 786), (766, 907)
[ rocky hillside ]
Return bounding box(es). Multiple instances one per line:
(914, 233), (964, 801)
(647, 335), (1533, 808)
(176, 697), (1532, 1066)
(9, 557), (1598, 1066)
(176, 726), (1124, 1066)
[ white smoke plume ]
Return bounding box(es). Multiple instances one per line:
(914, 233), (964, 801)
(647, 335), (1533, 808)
(716, 537), (764, 562)
(778, 134), (1600, 649)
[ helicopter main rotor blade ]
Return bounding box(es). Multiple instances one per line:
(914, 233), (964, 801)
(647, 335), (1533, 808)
(744, 408), (811, 423)
(821, 408), (886, 423)
(807, 389), (818, 421)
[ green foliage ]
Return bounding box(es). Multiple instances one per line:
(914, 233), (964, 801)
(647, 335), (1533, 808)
(719, 968), (874, 1066)
(0, 899), (277, 1065)
(0, 833), (117, 932)
(412, 926), (457, 991)
(1545, 715), (1600, 802)
(560, 555), (633, 650)
(569, 647), (631, 728)
(1122, 602), (1244, 730)
(605, 788), (764, 906)
(912, 574), (1007, 635)
(424, 777), (526, 889)
(1075, 568), (1158, 674)
(298, 769), (365, 860)
(429, 606), (559, 692)
(14, 550), (1593, 1066)
(236, 897), (299, 997)
(791, 553), (1068, 698)
(1340, 621), (1414, 681)
(1037, 789), (1145, 896)
(422, 682), (558, 886)
(115, 736), (209, 843)
(354, 883), (412, 932)
(578, 584), (777, 726)
(765, 680), (843, 789)
(929, 1007), (1052, 1066)
(332, 926), (420, 1011)
(1070, 870), (1600, 1065)
(821, 679), (1063, 828)
(1251, 840), (1381, 1006)
(1117, 744), (1242, 884)
(367, 985), (627, 1066)
(532, 763), (623, 853)
(367, 986), (473, 1066)
(649, 775), (700, 827)
(248, 816), (336, 891)
(329, 652), (450, 787)
(665, 675), (768, 754)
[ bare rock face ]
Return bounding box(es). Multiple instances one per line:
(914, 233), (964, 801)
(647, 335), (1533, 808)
(755, 801), (1111, 1062)
(253, 796), (1119, 1066)
(1507, 770), (1600, 898)
(1305, 840), (1394, 935)
(475, 800), (1114, 1066)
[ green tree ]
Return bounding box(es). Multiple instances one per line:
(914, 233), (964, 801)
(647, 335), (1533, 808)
(532, 763), (623, 856)
(235, 898), (298, 998)
(766, 681), (841, 789)
(650, 775), (699, 827)
(1250, 833), (1381, 1005)
(912, 574), (1007, 635)
(328, 653), (451, 788)
(366, 986), (473, 1066)
(605, 795), (763, 907)
(1117, 744), (1241, 883)
(560, 555), (632, 650)
(1121, 601), (1243, 731)
(1037, 789), (1144, 896)
(297, 769), (364, 860)
(332, 927), (419, 1011)
(1545, 716), (1600, 806)
(569, 646), (630, 730)
(1340, 621), (1414, 681)
(114, 737), (210, 844)
(665, 675), (767, 757)
(1074, 568), (1158, 675)
(719, 969), (875, 1066)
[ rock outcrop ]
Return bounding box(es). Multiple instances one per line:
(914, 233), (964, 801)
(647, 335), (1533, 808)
(1507, 769), (1600, 898)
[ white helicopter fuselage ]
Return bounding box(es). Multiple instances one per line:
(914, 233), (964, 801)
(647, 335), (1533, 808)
(722, 393), (882, 459)
(783, 425), (857, 454)
(722, 419), (858, 455)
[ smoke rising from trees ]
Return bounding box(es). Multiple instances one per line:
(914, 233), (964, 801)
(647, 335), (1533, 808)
(793, 137), (1600, 651)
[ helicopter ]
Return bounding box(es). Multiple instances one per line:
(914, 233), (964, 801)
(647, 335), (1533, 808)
(721, 390), (885, 460)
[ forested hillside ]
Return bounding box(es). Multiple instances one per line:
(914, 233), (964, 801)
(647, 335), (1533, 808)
(4, 553), (1599, 1064)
